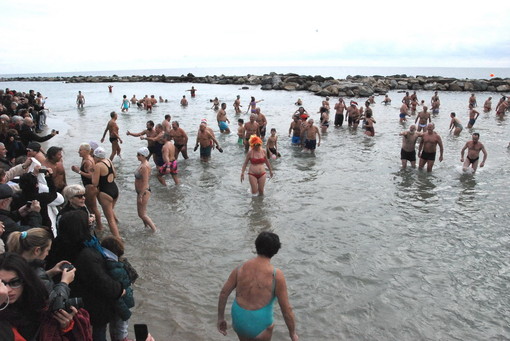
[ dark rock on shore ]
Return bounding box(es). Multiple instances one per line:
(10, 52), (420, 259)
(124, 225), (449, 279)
(2, 73), (509, 98)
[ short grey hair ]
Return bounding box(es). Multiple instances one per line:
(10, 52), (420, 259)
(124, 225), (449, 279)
(63, 184), (86, 201)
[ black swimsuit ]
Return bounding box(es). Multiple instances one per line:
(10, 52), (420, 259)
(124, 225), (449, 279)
(80, 162), (92, 186)
(98, 161), (119, 199)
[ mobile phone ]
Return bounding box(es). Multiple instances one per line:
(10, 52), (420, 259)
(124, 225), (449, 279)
(39, 169), (48, 174)
(25, 201), (32, 207)
(134, 324), (148, 341)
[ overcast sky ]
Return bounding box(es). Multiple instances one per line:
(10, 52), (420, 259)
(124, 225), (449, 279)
(1, 0), (509, 75)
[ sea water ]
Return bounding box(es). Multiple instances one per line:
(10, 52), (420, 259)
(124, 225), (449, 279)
(1, 71), (509, 340)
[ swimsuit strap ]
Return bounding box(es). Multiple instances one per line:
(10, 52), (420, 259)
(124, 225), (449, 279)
(271, 267), (276, 297)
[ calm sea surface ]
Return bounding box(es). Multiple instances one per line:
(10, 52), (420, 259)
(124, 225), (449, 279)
(1, 72), (509, 340)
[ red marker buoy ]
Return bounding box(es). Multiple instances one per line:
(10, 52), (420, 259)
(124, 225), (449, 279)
(490, 74), (495, 77)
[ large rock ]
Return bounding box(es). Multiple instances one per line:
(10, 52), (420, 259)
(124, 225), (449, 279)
(282, 82), (299, 91)
(261, 84), (273, 90)
(448, 82), (463, 91)
(307, 84), (322, 93)
(272, 75), (283, 87)
(357, 86), (375, 97)
(496, 84), (510, 92)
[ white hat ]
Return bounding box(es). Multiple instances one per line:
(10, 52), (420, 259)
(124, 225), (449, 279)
(93, 147), (106, 158)
(137, 147), (150, 157)
(89, 141), (99, 151)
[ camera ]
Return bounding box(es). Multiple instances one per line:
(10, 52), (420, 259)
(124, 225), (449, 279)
(51, 294), (84, 313)
(39, 169), (48, 174)
(25, 201), (32, 207)
(60, 263), (75, 271)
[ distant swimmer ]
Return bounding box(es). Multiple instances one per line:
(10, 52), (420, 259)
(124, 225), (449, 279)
(211, 97), (220, 111)
(181, 95), (188, 106)
(363, 111), (375, 137)
(468, 93), (477, 108)
(295, 98), (303, 106)
(217, 103), (231, 134)
(467, 105), (480, 129)
(247, 96), (263, 114)
(321, 97), (330, 111)
(76, 91), (85, 109)
(334, 97), (346, 127)
(431, 91), (439, 106)
(382, 94), (391, 105)
(121, 95), (130, 113)
(319, 106), (329, 134)
(130, 94), (138, 105)
(402, 91), (411, 107)
(233, 95), (242, 114)
(460, 133), (487, 173)
(400, 125), (423, 169)
(418, 123), (444, 172)
(431, 98), (440, 115)
(449, 112), (463, 136)
(100, 111), (123, 160)
(108, 85), (113, 93)
(483, 96), (492, 112)
(186, 86), (197, 97)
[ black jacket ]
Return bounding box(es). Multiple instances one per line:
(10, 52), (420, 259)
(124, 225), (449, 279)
(71, 247), (123, 326)
(19, 123), (54, 148)
(0, 207), (43, 244)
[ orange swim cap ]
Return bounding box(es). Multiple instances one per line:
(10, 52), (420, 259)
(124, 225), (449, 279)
(249, 135), (263, 147)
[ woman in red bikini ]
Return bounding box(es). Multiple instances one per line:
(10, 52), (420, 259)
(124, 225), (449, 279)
(241, 135), (274, 196)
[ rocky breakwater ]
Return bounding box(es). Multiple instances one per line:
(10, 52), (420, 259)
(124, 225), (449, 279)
(2, 72), (509, 98)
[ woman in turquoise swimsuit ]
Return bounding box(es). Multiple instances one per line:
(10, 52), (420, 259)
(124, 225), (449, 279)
(217, 232), (298, 341)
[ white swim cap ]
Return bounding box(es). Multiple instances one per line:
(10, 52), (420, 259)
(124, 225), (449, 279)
(93, 147), (106, 159)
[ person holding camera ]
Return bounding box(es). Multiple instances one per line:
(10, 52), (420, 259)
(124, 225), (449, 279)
(11, 170), (64, 232)
(0, 184), (43, 245)
(7, 228), (75, 300)
(19, 117), (57, 149)
(0, 252), (92, 340)
(50, 209), (125, 341)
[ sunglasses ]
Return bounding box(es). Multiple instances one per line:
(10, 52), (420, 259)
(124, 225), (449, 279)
(2, 277), (23, 289)
(73, 194), (86, 199)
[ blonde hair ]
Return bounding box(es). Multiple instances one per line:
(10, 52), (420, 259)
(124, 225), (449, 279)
(7, 228), (53, 255)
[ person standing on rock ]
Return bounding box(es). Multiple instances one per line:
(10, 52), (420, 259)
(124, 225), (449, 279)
(334, 97), (346, 127)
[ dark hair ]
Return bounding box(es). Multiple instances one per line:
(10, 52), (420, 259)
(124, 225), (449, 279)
(450, 112), (456, 117)
(101, 236), (125, 257)
(46, 146), (62, 160)
(255, 232), (281, 258)
(238, 118), (244, 124)
(0, 252), (48, 322)
(473, 132), (480, 138)
(147, 120), (155, 127)
(19, 172), (39, 197)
